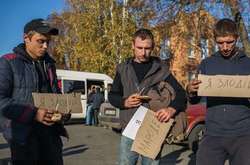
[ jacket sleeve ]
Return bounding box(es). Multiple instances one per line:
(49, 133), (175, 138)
(108, 71), (126, 109)
(166, 74), (187, 113)
(0, 57), (37, 124)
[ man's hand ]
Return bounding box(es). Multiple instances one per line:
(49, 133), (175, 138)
(155, 107), (176, 122)
(124, 93), (141, 108)
(187, 79), (202, 95)
(35, 108), (55, 126)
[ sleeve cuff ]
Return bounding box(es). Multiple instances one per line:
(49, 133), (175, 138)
(17, 105), (37, 123)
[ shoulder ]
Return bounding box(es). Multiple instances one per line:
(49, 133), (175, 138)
(151, 56), (170, 77)
(199, 53), (219, 66)
(239, 50), (250, 60)
(116, 58), (132, 72)
(150, 56), (168, 66)
(202, 52), (218, 62)
(0, 53), (18, 68)
(1, 53), (17, 60)
(243, 56), (250, 62)
(119, 58), (132, 66)
(244, 52), (250, 58)
(151, 56), (161, 61)
(44, 53), (56, 64)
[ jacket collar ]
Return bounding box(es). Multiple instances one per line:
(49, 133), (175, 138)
(125, 56), (170, 93)
(214, 48), (246, 60)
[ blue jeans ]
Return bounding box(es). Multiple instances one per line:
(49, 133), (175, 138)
(86, 104), (95, 125)
(119, 135), (160, 165)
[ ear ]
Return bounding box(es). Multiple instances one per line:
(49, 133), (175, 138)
(236, 35), (239, 41)
(151, 42), (155, 50)
(234, 35), (239, 46)
(23, 33), (30, 43)
(132, 42), (135, 50)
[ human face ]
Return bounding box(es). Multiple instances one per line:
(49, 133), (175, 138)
(132, 37), (153, 63)
(24, 32), (51, 60)
(215, 35), (237, 57)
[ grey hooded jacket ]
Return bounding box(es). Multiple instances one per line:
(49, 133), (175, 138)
(109, 57), (186, 129)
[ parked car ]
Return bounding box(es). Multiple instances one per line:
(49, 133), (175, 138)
(99, 102), (121, 130)
(99, 103), (207, 152)
(184, 104), (206, 152)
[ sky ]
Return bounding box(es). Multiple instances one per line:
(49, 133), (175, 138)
(0, 0), (249, 56)
(0, 0), (66, 56)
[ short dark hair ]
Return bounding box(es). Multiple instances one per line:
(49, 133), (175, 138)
(96, 87), (101, 92)
(133, 28), (155, 48)
(214, 18), (238, 38)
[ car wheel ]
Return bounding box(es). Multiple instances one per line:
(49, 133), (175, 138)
(188, 124), (205, 153)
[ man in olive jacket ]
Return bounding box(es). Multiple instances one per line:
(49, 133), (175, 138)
(109, 28), (186, 165)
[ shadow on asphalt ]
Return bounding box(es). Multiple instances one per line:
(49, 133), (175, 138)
(63, 144), (88, 156)
(160, 147), (196, 165)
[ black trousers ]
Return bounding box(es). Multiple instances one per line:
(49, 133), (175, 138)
(196, 135), (250, 165)
(10, 132), (63, 165)
(93, 108), (99, 126)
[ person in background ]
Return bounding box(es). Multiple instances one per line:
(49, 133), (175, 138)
(0, 18), (69, 165)
(187, 18), (250, 165)
(86, 86), (96, 125)
(108, 28), (186, 165)
(92, 87), (104, 126)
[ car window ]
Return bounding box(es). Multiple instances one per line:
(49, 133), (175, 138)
(63, 80), (86, 94)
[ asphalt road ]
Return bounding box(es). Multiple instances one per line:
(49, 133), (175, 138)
(0, 124), (214, 165)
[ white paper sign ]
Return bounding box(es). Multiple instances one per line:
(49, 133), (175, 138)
(122, 106), (148, 140)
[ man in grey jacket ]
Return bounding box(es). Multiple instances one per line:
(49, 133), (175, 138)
(109, 28), (186, 165)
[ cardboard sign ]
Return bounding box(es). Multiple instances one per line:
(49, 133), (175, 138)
(32, 93), (82, 113)
(198, 74), (250, 97)
(131, 110), (174, 159)
(122, 106), (148, 140)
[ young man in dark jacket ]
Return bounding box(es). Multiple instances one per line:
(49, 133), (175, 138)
(92, 87), (104, 125)
(108, 28), (186, 165)
(0, 18), (68, 165)
(187, 18), (250, 165)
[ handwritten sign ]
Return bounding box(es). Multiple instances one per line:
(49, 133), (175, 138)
(122, 106), (148, 140)
(198, 74), (250, 97)
(32, 93), (82, 113)
(131, 110), (174, 159)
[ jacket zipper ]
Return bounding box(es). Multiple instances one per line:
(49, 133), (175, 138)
(32, 61), (39, 92)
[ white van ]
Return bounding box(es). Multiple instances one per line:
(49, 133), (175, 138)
(56, 69), (113, 119)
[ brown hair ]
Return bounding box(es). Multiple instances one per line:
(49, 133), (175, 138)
(26, 30), (37, 39)
(214, 18), (238, 38)
(133, 28), (155, 48)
